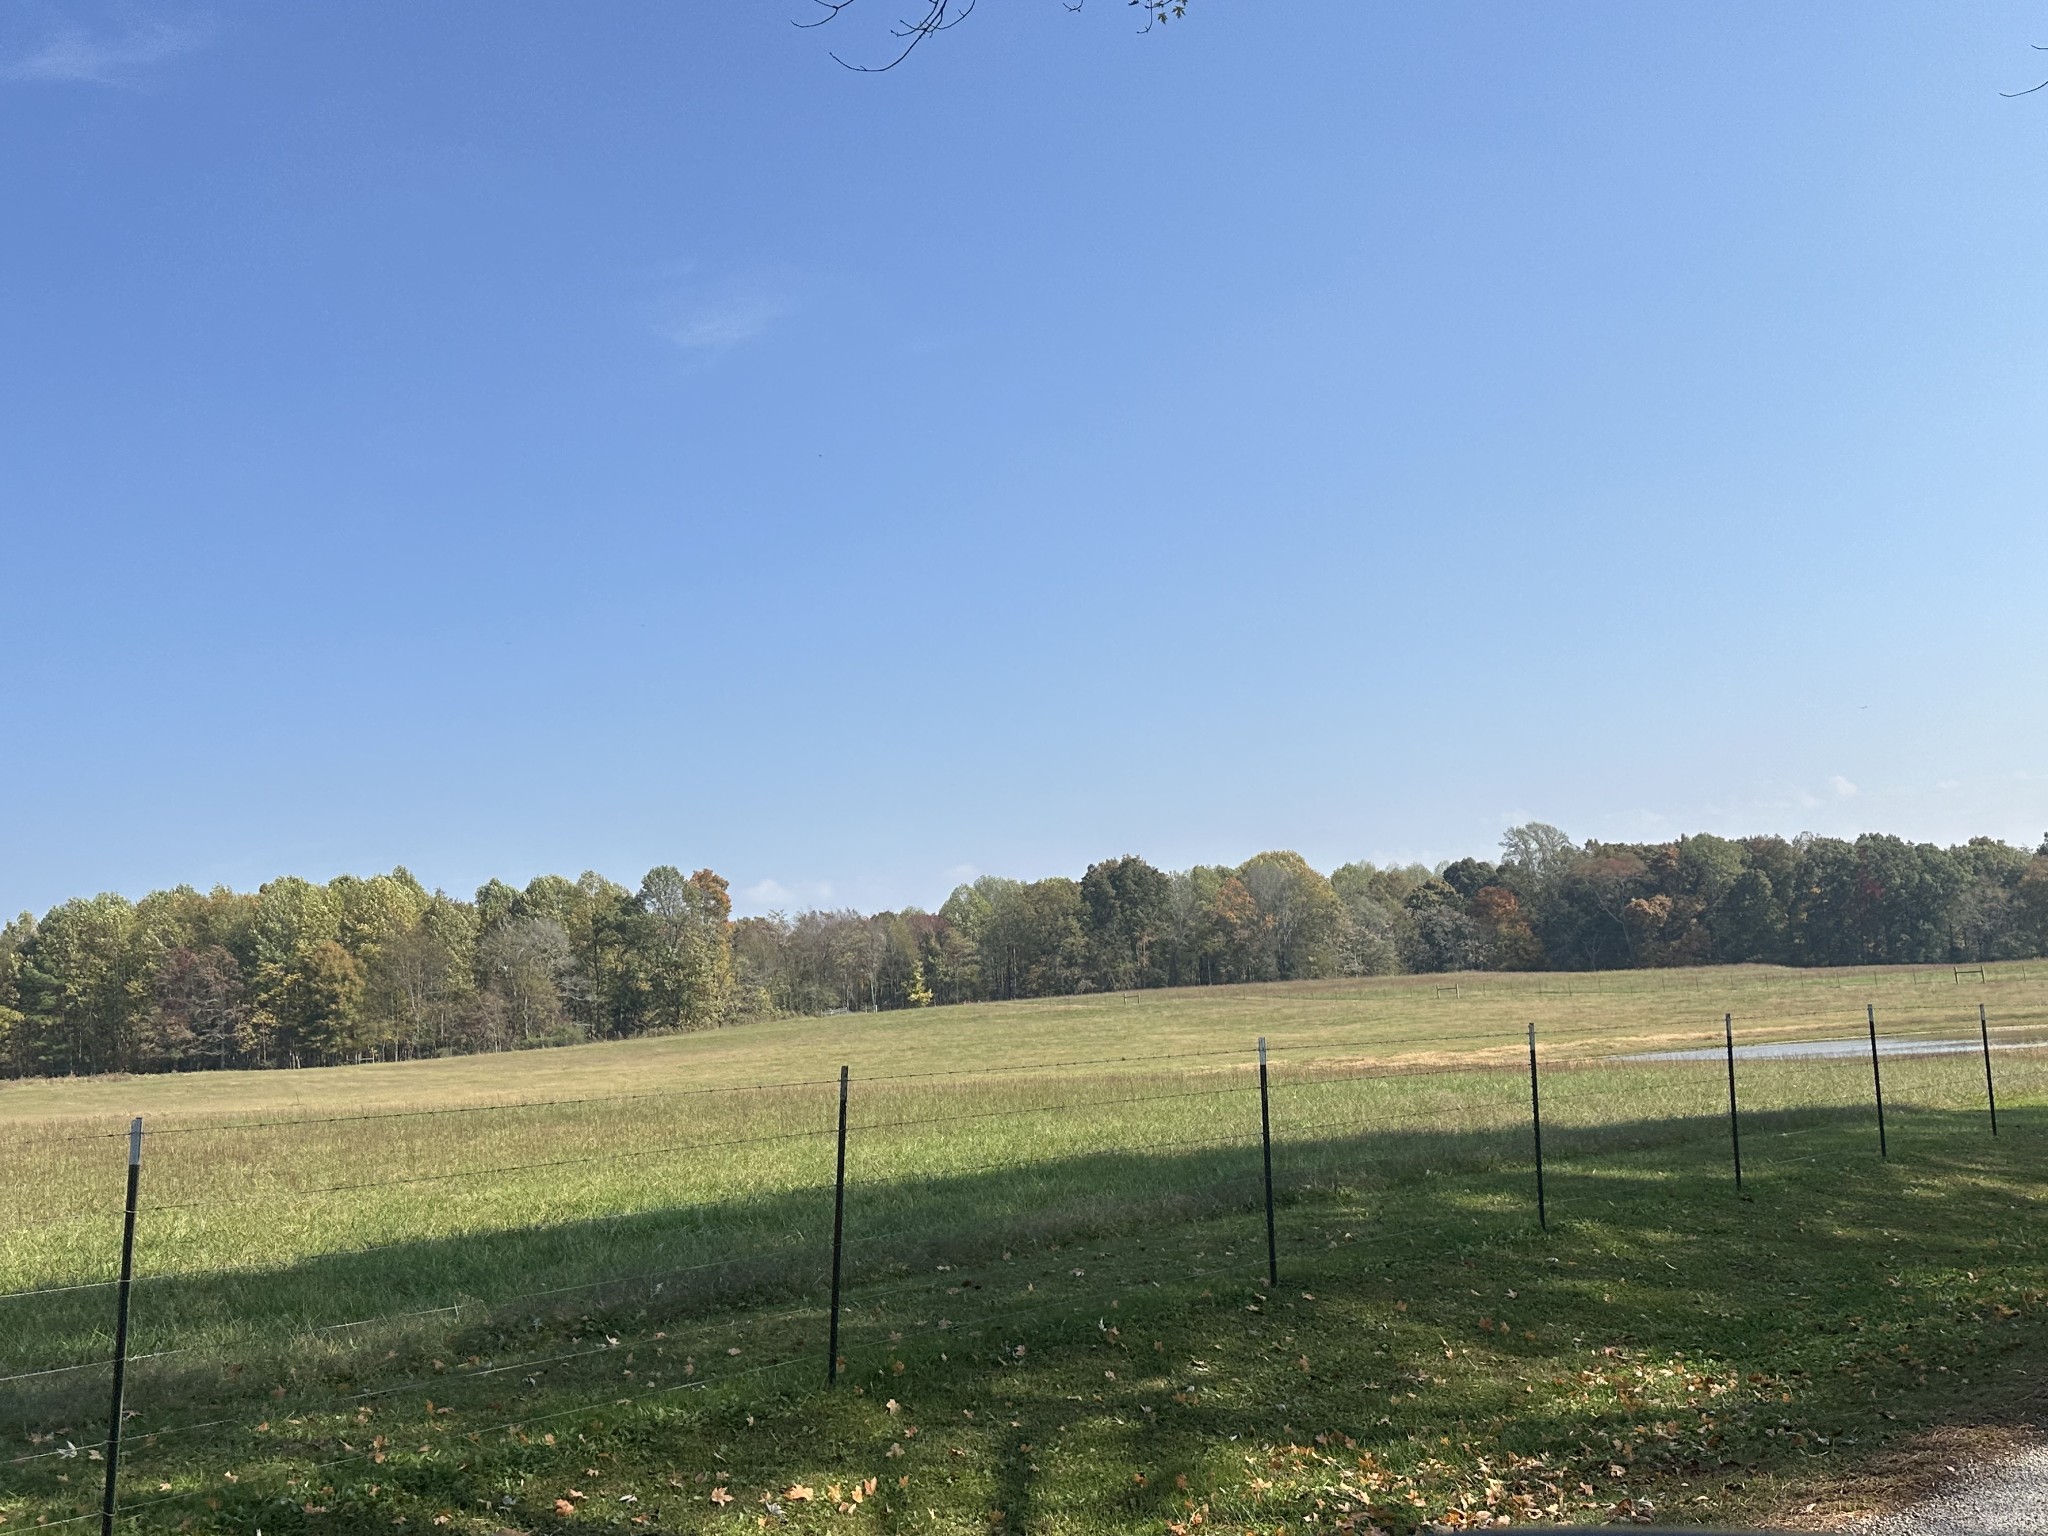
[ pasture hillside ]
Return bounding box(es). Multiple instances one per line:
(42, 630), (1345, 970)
(4, 962), (2048, 1532)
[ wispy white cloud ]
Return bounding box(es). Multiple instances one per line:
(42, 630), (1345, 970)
(1829, 774), (1859, 798)
(739, 877), (836, 914)
(3, 17), (208, 84)
(653, 265), (796, 355)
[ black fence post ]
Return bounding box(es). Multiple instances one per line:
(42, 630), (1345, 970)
(100, 1116), (142, 1536)
(1257, 1037), (1277, 1286)
(1866, 1003), (1887, 1161)
(1526, 1023), (1547, 1230)
(826, 1066), (849, 1387)
(1980, 1002), (1999, 1137)
(1723, 1013), (1742, 1192)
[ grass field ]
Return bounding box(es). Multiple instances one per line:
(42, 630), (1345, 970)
(5, 962), (2048, 1532)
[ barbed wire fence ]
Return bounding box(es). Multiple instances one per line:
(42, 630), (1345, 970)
(2, 992), (2044, 1530)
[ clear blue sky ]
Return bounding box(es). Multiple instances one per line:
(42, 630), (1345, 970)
(4, 1), (2047, 920)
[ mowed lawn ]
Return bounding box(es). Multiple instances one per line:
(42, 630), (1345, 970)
(5, 962), (2048, 1532)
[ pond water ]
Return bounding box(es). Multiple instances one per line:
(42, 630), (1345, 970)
(1629, 1036), (2034, 1063)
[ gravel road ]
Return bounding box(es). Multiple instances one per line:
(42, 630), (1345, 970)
(1850, 1444), (2048, 1535)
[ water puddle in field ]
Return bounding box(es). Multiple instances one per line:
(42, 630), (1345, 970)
(1629, 1037), (2046, 1063)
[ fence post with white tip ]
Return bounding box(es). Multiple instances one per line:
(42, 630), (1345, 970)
(1257, 1038), (1277, 1286)
(100, 1116), (143, 1536)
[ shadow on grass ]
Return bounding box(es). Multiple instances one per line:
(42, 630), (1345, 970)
(4, 1102), (2041, 1531)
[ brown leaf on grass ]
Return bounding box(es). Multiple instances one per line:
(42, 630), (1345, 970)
(710, 1487), (734, 1507)
(785, 1485), (814, 1502)
(554, 1499), (576, 1516)
(885, 1399), (900, 1414)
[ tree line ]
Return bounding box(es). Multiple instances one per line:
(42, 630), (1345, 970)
(4, 824), (2046, 1078)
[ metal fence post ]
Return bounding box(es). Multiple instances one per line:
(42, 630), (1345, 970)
(1257, 1037), (1277, 1286)
(1527, 1023), (1547, 1230)
(1980, 1002), (1999, 1136)
(100, 1117), (143, 1536)
(1866, 1004), (1887, 1160)
(826, 1066), (849, 1387)
(1723, 1013), (1742, 1192)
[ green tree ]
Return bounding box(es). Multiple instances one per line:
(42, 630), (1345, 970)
(636, 866), (737, 1029)
(18, 893), (139, 1074)
(1947, 838), (2032, 960)
(1206, 871), (1266, 983)
(362, 894), (479, 1056)
(1236, 851), (1343, 980)
(477, 916), (577, 1045)
(1710, 868), (1787, 963)
(0, 912), (35, 1077)
(1399, 878), (1485, 972)
(1439, 858), (1500, 901)
(282, 938), (367, 1063)
(246, 877), (344, 1064)
(1080, 855), (1171, 990)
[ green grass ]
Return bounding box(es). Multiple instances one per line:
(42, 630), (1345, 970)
(4, 961), (2048, 1531)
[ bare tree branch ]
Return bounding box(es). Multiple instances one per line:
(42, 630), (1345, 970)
(2003, 41), (2048, 98)
(798, 0), (1189, 71)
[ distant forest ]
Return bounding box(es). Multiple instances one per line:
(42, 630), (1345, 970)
(4, 824), (2047, 1078)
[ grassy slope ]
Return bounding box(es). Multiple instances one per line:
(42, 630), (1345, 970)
(4, 962), (2048, 1532)
(8, 961), (2041, 1125)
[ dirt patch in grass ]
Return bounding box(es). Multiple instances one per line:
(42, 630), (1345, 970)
(1771, 1421), (2045, 1528)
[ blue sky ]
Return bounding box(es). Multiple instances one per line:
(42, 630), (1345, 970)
(4, 1), (2047, 920)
